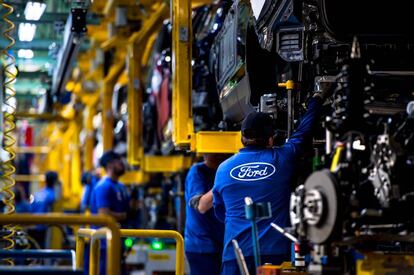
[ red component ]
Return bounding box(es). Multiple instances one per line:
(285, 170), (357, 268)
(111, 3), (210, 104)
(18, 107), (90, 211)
(156, 69), (171, 141)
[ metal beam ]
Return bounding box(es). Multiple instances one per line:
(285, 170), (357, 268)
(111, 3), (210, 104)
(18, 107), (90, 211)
(15, 112), (68, 121)
(191, 131), (243, 153)
(9, 12), (68, 24)
(18, 71), (49, 79)
(0, 39), (54, 50)
(127, 2), (169, 166)
(143, 155), (192, 173)
(172, 0), (194, 148)
(0, 39), (90, 51)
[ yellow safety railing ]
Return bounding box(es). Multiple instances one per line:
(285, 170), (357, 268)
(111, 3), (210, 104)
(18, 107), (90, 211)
(0, 214), (121, 275)
(120, 229), (185, 275)
(77, 228), (113, 275)
(77, 228), (185, 275)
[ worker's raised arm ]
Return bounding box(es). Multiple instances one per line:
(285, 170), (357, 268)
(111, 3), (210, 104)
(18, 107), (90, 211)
(279, 95), (323, 158)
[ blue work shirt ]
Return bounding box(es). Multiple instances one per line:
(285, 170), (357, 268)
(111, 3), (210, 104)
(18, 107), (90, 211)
(31, 187), (55, 214)
(213, 97), (322, 262)
(185, 162), (224, 253)
(80, 176), (99, 212)
(90, 176), (129, 228)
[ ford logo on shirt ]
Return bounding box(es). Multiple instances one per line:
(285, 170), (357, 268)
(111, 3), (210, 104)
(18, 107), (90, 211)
(230, 162), (276, 181)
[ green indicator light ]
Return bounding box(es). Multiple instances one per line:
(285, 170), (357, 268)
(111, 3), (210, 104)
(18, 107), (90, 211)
(151, 240), (164, 250)
(125, 238), (134, 248)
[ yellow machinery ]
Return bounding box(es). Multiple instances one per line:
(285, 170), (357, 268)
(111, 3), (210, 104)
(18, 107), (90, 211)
(171, 0), (243, 154)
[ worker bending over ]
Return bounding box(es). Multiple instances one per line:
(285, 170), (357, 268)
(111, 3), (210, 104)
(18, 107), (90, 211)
(213, 90), (331, 275)
(185, 154), (230, 275)
(89, 151), (129, 275)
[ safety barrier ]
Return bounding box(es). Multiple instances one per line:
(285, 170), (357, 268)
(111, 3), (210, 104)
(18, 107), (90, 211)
(77, 228), (185, 275)
(0, 214), (121, 275)
(77, 228), (113, 275)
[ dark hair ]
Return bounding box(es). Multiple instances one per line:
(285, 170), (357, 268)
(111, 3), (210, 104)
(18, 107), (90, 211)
(81, 172), (92, 185)
(241, 136), (270, 147)
(99, 150), (121, 169)
(45, 171), (58, 188)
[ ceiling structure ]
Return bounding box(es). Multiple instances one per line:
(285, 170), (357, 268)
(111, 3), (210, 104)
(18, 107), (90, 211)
(0, 0), (89, 101)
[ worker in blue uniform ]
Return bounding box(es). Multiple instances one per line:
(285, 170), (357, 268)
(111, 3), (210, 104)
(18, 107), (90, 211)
(80, 171), (100, 212)
(185, 154), (230, 275)
(89, 151), (129, 275)
(30, 171), (60, 247)
(213, 91), (331, 275)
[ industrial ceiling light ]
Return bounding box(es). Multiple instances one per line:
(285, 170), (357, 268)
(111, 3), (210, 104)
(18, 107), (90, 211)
(24, 1), (47, 21)
(17, 49), (34, 59)
(18, 23), (36, 42)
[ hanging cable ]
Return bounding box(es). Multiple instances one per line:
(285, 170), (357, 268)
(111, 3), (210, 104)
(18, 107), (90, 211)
(1, 1), (17, 263)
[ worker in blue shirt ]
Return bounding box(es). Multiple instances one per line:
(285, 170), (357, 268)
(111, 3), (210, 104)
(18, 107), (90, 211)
(213, 91), (331, 275)
(89, 151), (129, 275)
(185, 154), (230, 275)
(80, 171), (100, 212)
(30, 171), (60, 247)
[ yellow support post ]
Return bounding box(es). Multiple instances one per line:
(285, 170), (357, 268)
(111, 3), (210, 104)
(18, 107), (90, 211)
(172, 0), (194, 148)
(85, 104), (96, 171)
(120, 229), (185, 275)
(171, 0), (243, 154)
(127, 2), (169, 166)
(75, 234), (86, 269)
(127, 44), (142, 166)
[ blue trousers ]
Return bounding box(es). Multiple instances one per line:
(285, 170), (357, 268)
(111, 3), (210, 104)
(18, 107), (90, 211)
(186, 252), (222, 275)
(221, 254), (290, 275)
(84, 245), (125, 275)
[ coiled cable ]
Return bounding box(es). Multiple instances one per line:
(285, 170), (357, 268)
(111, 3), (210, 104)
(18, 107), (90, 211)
(1, 1), (17, 263)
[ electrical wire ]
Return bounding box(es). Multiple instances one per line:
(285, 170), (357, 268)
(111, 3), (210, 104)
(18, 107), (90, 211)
(1, 1), (17, 264)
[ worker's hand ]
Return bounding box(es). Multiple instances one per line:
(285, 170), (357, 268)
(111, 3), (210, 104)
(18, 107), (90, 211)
(313, 81), (335, 101)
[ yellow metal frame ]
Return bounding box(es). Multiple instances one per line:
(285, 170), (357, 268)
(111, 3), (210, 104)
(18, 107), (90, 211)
(15, 174), (45, 182)
(172, 0), (243, 153)
(191, 131), (242, 153)
(357, 253), (414, 275)
(127, 2), (169, 166)
(172, 0), (193, 148)
(143, 155), (192, 173)
(120, 229), (185, 275)
(16, 146), (50, 154)
(84, 104), (97, 171)
(119, 155), (192, 185)
(77, 228), (185, 275)
(0, 214), (121, 275)
(119, 170), (150, 185)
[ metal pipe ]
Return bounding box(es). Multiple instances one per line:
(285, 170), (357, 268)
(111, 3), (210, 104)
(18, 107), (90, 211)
(287, 89), (294, 138)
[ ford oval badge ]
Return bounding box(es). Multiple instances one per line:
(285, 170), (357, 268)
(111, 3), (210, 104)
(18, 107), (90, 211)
(230, 162), (276, 181)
